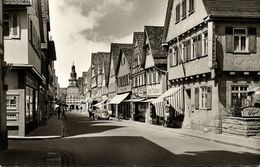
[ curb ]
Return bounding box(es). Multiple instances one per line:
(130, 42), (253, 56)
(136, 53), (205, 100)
(112, 118), (260, 152)
(8, 136), (63, 140)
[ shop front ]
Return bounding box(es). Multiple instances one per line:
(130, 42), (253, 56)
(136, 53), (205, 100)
(108, 92), (130, 119)
(6, 68), (42, 136)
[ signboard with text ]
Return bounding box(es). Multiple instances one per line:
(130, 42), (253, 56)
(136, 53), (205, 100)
(241, 107), (260, 118)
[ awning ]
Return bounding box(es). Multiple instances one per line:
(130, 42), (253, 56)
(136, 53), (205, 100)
(124, 98), (145, 102)
(108, 93), (129, 104)
(142, 98), (157, 103)
(93, 100), (107, 108)
(152, 87), (184, 117)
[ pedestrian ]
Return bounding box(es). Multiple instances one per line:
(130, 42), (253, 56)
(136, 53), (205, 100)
(61, 106), (66, 119)
(57, 106), (61, 119)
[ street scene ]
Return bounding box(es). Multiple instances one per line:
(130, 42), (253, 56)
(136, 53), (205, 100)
(0, 0), (260, 166)
(1, 111), (260, 166)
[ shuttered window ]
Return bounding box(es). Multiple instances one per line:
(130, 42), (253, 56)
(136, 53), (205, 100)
(226, 27), (234, 53)
(206, 86), (212, 110)
(195, 87), (199, 109)
(248, 27), (257, 53)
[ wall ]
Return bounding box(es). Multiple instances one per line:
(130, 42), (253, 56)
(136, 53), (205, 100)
(215, 22), (260, 71)
(4, 10), (28, 64)
(177, 79), (221, 133)
(166, 0), (208, 42)
(117, 53), (131, 94)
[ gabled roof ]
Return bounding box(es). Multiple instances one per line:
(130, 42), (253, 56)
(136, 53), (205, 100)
(133, 32), (144, 56)
(115, 48), (133, 76)
(3, 0), (31, 5)
(97, 52), (110, 86)
(144, 26), (166, 58)
(142, 26), (167, 69)
(110, 43), (133, 70)
(203, 0), (260, 18)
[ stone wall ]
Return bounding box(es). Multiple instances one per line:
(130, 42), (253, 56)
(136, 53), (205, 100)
(222, 117), (260, 136)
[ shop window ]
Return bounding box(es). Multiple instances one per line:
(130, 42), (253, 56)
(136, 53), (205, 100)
(26, 87), (34, 123)
(230, 85), (248, 108)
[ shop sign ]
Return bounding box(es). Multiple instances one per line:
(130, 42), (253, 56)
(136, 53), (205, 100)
(241, 107), (260, 117)
(147, 85), (162, 96)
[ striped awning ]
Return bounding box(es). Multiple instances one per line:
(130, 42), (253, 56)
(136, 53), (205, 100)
(152, 87), (184, 117)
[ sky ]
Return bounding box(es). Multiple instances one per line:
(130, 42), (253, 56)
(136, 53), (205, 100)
(49, 0), (168, 87)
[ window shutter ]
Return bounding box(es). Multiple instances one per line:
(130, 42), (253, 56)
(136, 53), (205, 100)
(196, 35), (202, 58)
(178, 44), (182, 64)
(187, 41), (191, 60)
(12, 13), (19, 38)
(225, 27), (234, 53)
(248, 27), (257, 53)
(169, 48), (173, 66)
(195, 87), (199, 109)
(206, 86), (212, 110)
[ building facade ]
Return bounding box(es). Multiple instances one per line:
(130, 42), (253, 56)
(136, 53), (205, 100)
(130, 32), (146, 122)
(4, 0), (45, 136)
(0, 0), (8, 150)
(107, 43), (132, 116)
(163, 0), (260, 134)
(142, 26), (167, 125)
(66, 64), (80, 111)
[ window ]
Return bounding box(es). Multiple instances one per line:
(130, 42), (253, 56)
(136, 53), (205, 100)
(192, 37), (197, 59)
(182, 40), (191, 62)
(234, 28), (248, 52)
(188, 0), (194, 13)
(226, 27), (256, 53)
(153, 69), (156, 83)
(182, 0), (187, 19)
(176, 3), (180, 23)
(4, 12), (20, 38)
(201, 87), (208, 109)
(231, 85), (248, 108)
(3, 13), (10, 37)
(26, 87), (34, 123)
(203, 32), (208, 55)
(195, 86), (212, 110)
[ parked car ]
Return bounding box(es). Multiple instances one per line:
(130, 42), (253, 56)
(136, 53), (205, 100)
(94, 108), (110, 120)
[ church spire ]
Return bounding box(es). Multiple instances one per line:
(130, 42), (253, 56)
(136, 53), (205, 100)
(69, 63), (77, 87)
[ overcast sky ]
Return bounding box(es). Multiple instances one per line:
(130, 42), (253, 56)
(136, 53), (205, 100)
(49, 0), (167, 87)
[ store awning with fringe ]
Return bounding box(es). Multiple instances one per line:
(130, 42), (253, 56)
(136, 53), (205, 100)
(108, 93), (129, 104)
(152, 87), (184, 117)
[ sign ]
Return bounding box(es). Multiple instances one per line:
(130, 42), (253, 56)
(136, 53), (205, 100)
(137, 91), (144, 97)
(241, 107), (260, 117)
(208, 21), (217, 69)
(147, 85), (162, 96)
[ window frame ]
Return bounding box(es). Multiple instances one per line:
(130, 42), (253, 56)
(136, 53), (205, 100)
(181, 0), (187, 19)
(203, 31), (208, 56)
(233, 28), (249, 53)
(230, 84), (248, 108)
(188, 0), (194, 14)
(175, 3), (181, 23)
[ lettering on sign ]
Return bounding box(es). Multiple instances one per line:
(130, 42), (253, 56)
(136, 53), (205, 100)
(233, 58), (260, 69)
(241, 107), (260, 117)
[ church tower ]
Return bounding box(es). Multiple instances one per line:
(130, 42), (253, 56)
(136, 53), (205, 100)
(69, 63), (77, 87)
(66, 63), (80, 111)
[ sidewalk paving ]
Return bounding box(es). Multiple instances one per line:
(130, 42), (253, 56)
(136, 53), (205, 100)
(111, 117), (260, 151)
(9, 117), (63, 139)
(1, 117), (65, 166)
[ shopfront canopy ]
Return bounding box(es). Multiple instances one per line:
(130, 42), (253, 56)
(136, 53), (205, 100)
(93, 100), (107, 108)
(124, 98), (145, 102)
(108, 93), (129, 104)
(152, 87), (184, 117)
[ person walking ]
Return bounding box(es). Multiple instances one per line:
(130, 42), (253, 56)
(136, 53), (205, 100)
(57, 106), (61, 119)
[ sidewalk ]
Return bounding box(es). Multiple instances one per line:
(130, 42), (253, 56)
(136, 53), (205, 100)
(112, 117), (260, 151)
(0, 117), (66, 166)
(9, 117), (63, 140)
